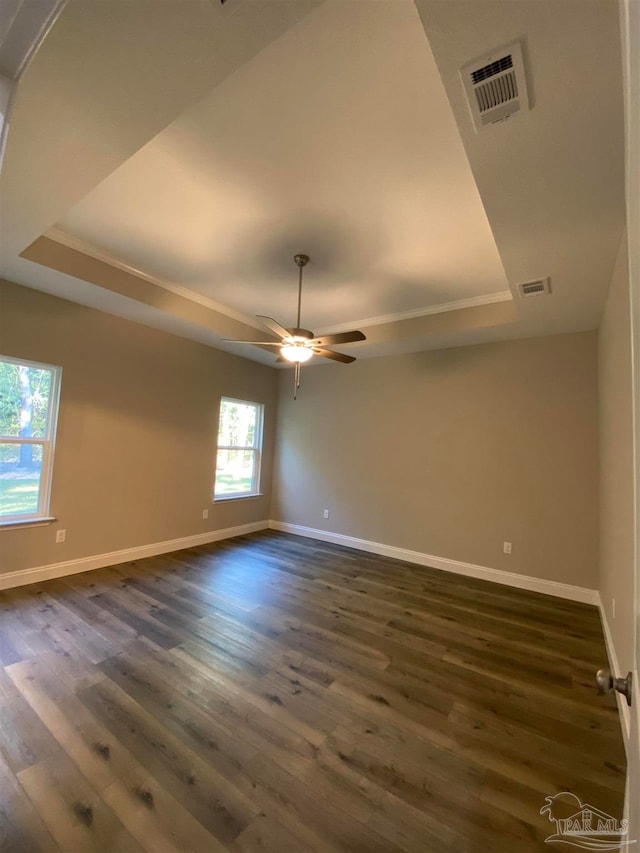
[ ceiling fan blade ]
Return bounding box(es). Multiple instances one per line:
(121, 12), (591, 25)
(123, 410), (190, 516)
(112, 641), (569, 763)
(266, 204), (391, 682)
(222, 340), (282, 346)
(313, 347), (356, 364)
(309, 330), (366, 347)
(255, 316), (290, 340)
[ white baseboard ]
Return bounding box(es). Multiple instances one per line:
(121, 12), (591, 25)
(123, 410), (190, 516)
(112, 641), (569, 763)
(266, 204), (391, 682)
(0, 520), (269, 591)
(597, 594), (631, 750)
(268, 520), (600, 606)
(270, 522), (631, 758)
(4, 517), (626, 751)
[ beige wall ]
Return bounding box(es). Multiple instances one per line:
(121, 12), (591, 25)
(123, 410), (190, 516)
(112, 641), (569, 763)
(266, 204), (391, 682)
(272, 332), (600, 589)
(0, 280), (277, 575)
(0, 277), (605, 596)
(598, 235), (635, 671)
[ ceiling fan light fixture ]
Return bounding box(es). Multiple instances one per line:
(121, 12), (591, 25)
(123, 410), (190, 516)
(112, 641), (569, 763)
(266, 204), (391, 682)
(224, 253), (365, 398)
(280, 343), (313, 363)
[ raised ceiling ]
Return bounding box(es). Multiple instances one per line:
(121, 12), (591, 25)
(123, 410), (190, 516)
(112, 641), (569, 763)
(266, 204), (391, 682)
(54, 0), (509, 333)
(0, 0), (626, 364)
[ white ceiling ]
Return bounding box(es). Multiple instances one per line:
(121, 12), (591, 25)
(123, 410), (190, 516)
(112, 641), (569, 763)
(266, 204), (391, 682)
(55, 0), (509, 334)
(0, 0), (626, 365)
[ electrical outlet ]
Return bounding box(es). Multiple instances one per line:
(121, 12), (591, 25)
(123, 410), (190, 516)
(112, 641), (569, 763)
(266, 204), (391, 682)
(202, 509), (209, 519)
(503, 541), (512, 555)
(323, 509), (329, 519)
(56, 529), (66, 543)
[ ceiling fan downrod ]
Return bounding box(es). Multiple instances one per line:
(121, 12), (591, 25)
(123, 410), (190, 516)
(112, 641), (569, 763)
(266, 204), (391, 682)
(293, 253), (309, 331)
(222, 251), (365, 400)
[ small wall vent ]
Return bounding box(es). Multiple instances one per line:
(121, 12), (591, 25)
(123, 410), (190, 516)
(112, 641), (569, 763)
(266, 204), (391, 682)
(517, 278), (551, 299)
(460, 41), (529, 132)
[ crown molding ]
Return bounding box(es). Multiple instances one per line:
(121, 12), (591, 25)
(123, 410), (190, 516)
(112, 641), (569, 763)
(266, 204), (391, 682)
(44, 227), (260, 329)
(318, 290), (513, 335)
(45, 227), (513, 337)
(0, 0), (68, 81)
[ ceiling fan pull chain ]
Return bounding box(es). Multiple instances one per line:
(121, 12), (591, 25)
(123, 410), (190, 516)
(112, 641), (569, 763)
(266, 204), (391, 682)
(293, 361), (301, 399)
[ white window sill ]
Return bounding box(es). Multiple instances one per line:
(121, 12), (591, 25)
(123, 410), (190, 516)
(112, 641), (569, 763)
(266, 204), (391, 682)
(0, 516), (56, 531)
(214, 493), (264, 502)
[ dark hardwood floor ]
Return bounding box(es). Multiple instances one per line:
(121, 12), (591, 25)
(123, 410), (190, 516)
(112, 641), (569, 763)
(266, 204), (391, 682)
(0, 530), (626, 852)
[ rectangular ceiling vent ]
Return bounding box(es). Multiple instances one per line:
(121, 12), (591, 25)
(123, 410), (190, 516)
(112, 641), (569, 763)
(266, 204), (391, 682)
(518, 278), (551, 299)
(460, 41), (529, 132)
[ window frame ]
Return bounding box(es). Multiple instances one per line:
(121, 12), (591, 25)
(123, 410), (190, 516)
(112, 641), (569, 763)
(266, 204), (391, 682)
(214, 396), (264, 501)
(0, 354), (62, 527)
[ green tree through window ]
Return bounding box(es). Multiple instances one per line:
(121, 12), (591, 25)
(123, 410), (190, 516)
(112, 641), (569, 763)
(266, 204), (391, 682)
(214, 398), (263, 498)
(0, 356), (61, 521)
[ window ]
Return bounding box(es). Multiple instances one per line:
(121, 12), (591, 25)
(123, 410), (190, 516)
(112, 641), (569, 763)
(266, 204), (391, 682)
(214, 397), (263, 499)
(0, 355), (62, 525)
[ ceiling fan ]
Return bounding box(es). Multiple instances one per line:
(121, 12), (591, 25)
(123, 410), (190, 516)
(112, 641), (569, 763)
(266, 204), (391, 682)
(225, 254), (366, 397)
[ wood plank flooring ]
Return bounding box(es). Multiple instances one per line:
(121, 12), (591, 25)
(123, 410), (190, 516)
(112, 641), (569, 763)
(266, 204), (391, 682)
(0, 530), (626, 852)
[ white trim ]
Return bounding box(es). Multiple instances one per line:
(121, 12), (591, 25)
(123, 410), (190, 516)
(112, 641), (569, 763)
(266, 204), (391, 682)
(7, 0), (68, 81)
(44, 228), (259, 329)
(46, 228), (513, 338)
(0, 520), (268, 591)
(268, 520), (599, 605)
(620, 0), (639, 836)
(214, 397), (264, 500)
(214, 493), (264, 502)
(0, 74), (16, 175)
(598, 592), (631, 749)
(0, 354), (62, 525)
(0, 516), (56, 530)
(318, 290), (513, 335)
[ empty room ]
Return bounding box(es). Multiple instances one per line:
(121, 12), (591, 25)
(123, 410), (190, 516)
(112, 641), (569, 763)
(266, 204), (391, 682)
(0, 0), (638, 850)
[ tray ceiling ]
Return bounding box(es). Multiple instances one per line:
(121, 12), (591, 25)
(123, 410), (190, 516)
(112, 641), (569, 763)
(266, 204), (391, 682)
(0, 0), (625, 364)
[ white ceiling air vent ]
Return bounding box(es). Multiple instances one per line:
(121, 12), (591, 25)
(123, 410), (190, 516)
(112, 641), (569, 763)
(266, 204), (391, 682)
(517, 278), (551, 299)
(460, 41), (529, 132)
